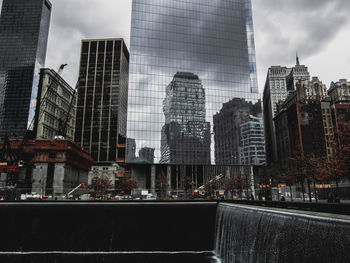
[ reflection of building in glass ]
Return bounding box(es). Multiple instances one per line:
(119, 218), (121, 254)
(126, 138), (136, 161)
(160, 72), (211, 164)
(127, 0), (260, 164)
(75, 39), (129, 164)
(139, 147), (155, 164)
(0, 0), (51, 139)
(34, 69), (77, 141)
(214, 98), (262, 165)
(239, 115), (265, 166)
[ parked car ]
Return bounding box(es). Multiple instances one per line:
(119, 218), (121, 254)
(146, 194), (157, 200)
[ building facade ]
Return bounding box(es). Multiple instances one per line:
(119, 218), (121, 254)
(214, 98), (261, 165)
(160, 72), (211, 164)
(0, 139), (93, 195)
(127, 0), (260, 165)
(34, 68), (77, 141)
(328, 79), (350, 104)
(263, 63), (309, 165)
(75, 39), (129, 164)
(274, 77), (333, 169)
(0, 0), (51, 139)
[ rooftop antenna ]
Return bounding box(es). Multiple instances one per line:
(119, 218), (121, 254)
(296, 53), (300, 66)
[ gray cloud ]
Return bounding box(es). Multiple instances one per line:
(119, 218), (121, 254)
(43, 0), (350, 91)
(0, 0), (348, 90)
(45, 0), (131, 87)
(252, 0), (350, 88)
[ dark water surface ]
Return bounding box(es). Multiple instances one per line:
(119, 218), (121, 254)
(0, 252), (221, 263)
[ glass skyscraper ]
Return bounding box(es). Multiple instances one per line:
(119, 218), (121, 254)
(127, 0), (260, 165)
(0, 0), (51, 139)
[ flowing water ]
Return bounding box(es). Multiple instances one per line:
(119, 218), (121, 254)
(0, 251), (221, 263)
(215, 203), (350, 263)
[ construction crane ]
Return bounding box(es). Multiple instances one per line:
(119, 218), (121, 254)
(67, 183), (87, 198)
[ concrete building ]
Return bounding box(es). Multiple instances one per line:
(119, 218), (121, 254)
(34, 68), (77, 141)
(296, 77), (328, 101)
(214, 98), (261, 165)
(328, 79), (350, 104)
(75, 39), (129, 164)
(0, 139), (92, 195)
(239, 115), (265, 166)
(88, 163), (125, 191)
(0, 0), (51, 139)
(160, 72), (211, 165)
(263, 62), (309, 165)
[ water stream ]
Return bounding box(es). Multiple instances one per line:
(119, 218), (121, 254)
(215, 203), (350, 263)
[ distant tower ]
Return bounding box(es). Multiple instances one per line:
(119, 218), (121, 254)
(74, 39), (129, 164)
(0, 0), (52, 138)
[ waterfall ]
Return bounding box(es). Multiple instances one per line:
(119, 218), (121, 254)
(215, 203), (350, 263)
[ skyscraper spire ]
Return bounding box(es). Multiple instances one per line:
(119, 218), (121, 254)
(296, 53), (300, 66)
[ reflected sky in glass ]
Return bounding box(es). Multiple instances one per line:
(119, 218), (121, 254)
(127, 0), (260, 164)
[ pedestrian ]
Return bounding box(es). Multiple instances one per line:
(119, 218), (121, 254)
(280, 195), (286, 201)
(328, 192), (334, 203)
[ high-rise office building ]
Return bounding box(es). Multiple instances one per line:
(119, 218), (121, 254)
(160, 72), (211, 164)
(263, 62), (309, 165)
(127, 0), (260, 164)
(75, 39), (129, 164)
(0, 0), (52, 138)
(34, 68), (77, 141)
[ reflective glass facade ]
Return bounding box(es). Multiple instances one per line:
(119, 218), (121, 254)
(127, 0), (260, 165)
(75, 39), (129, 164)
(0, 0), (51, 138)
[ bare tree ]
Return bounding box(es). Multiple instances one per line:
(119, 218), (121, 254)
(90, 174), (113, 200)
(116, 174), (138, 195)
(155, 172), (169, 199)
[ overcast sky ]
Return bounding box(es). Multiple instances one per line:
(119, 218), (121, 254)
(4, 0), (347, 92)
